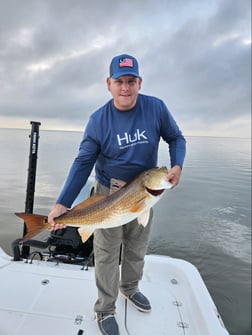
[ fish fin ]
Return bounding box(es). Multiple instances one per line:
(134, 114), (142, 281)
(130, 199), (146, 213)
(78, 228), (94, 243)
(71, 195), (106, 211)
(15, 213), (49, 240)
(137, 210), (151, 227)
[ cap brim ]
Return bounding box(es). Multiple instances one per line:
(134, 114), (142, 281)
(111, 71), (140, 79)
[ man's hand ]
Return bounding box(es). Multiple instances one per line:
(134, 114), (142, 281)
(48, 204), (68, 231)
(167, 165), (182, 188)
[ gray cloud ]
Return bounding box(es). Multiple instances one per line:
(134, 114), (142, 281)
(0, 0), (251, 136)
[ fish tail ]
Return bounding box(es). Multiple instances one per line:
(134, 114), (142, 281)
(15, 212), (49, 240)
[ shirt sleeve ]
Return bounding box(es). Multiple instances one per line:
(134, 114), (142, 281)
(159, 101), (186, 168)
(56, 117), (100, 208)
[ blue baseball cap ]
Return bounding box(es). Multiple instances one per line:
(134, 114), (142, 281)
(109, 54), (140, 79)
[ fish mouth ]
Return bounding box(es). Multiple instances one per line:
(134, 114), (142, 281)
(145, 187), (165, 196)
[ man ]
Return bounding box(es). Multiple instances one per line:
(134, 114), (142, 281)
(48, 54), (186, 335)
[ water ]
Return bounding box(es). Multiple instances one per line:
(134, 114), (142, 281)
(0, 128), (251, 335)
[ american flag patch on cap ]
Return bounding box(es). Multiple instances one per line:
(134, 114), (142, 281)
(119, 58), (133, 68)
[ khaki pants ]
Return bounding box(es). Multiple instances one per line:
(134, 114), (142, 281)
(93, 181), (153, 314)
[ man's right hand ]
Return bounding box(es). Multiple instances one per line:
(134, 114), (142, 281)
(48, 204), (68, 230)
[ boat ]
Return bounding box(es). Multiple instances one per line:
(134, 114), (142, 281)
(0, 122), (230, 335)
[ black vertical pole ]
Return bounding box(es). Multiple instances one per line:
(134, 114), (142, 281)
(21, 121), (41, 258)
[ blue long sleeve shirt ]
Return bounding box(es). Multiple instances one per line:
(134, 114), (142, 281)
(57, 94), (186, 207)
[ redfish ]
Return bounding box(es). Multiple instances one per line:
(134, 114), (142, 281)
(15, 167), (172, 243)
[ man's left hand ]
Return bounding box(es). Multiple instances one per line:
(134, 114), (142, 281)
(167, 165), (182, 188)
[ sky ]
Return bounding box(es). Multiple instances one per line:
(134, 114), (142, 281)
(0, 0), (251, 137)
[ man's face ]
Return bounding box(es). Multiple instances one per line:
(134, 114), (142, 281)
(107, 75), (142, 111)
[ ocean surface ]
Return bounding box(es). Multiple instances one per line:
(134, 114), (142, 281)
(0, 128), (251, 335)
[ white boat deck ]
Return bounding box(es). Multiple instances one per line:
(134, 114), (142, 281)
(0, 248), (229, 335)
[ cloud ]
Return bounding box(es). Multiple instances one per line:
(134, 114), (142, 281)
(0, 0), (251, 136)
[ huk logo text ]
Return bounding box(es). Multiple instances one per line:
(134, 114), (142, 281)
(117, 129), (148, 147)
